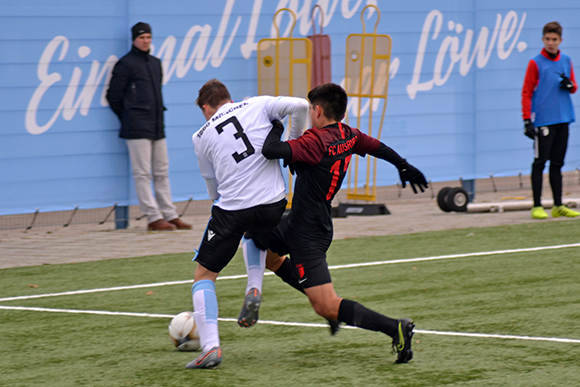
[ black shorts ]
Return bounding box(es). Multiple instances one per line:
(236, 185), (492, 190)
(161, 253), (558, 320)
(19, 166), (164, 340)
(534, 122), (568, 165)
(194, 199), (287, 273)
(269, 214), (333, 288)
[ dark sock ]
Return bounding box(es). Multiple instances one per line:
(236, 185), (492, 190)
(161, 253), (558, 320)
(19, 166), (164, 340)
(274, 257), (305, 294)
(338, 299), (398, 337)
(531, 161), (545, 207)
(549, 164), (563, 206)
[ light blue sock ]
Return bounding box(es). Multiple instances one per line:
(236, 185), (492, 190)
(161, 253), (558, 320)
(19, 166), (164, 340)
(192, 279), (219, 351)
(242, 236), (266, 294)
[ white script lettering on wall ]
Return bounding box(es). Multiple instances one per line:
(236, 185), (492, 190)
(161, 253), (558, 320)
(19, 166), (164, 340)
(407, 10), (527, 100)
(25, 4), (527, 135)
(25, 36), (117, 135)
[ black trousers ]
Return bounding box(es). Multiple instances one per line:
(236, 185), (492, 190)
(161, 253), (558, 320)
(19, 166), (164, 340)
(531, 123), (569, 207)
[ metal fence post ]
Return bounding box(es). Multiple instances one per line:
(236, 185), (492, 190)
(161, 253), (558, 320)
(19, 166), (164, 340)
(115, 205), (129, 229)
(461, 179), (476, 203)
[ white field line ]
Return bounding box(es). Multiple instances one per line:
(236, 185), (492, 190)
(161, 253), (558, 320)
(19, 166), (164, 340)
(1, 305), (579, 345)
(1, 242), (579, 303)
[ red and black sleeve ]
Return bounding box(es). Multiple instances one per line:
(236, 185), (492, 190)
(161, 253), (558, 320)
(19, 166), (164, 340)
(352, 129), (407, 169)
(288, 129), (326, 165)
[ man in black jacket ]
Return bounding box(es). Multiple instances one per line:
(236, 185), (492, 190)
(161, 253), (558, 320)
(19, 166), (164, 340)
(107, 22), (191, 231)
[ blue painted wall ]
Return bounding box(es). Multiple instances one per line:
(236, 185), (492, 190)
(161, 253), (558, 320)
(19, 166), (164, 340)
(1, 0), (579, 215)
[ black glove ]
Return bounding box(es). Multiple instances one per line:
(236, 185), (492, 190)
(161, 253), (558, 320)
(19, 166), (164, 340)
(560, 74), (574, 91)
(398, 162), (428, 194)
(524, 119), (535, 139)
(271, 119), (285, 133)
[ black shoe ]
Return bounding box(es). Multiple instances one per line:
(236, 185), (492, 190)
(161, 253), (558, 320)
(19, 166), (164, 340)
(327, 319), (341, 336)
(392, 318), (415, 364)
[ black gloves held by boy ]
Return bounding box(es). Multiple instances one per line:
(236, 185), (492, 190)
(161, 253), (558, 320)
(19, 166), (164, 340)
(524, 119), (535, 139)
(560, 74), (574, 91)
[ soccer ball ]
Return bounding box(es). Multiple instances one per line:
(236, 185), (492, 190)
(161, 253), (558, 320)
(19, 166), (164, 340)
(168, 311), (200, 352)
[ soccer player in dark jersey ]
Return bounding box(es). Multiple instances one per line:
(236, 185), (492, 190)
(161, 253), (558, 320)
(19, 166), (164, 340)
(241, 83), (428, 364)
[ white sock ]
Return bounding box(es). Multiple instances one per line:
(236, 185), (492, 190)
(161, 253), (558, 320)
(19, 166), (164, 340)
(242, 236), (266, 294)
(192, 280), (220, 351)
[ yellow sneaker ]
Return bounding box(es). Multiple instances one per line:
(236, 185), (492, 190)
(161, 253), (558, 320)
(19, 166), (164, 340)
(531, 206), (548, 219)
(551, 205), (580, 218)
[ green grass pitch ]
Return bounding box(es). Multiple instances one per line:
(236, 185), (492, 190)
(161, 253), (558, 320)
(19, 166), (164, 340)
(1, 220), (579, 386)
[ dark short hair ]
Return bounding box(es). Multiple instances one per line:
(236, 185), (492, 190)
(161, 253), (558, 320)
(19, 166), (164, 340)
(196, 79), (231, 109)
(307, 83), (347, 122)
(543, 21), (562, 37)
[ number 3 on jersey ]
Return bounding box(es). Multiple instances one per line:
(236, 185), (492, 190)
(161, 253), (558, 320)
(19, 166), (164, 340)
(215, 116), (255, 163)
(326, 155), (352, 200)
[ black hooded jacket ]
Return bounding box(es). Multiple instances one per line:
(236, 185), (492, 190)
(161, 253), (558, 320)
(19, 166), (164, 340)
(106, 45), (165, 140)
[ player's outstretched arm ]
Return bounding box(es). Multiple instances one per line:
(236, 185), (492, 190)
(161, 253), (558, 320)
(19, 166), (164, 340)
(272, 97), (309, 140)
(370, 143), (428, 194)
(262, 120), (292, 162)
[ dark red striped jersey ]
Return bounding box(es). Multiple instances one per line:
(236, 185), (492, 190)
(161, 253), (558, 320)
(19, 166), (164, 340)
(286, 122), (380, 235)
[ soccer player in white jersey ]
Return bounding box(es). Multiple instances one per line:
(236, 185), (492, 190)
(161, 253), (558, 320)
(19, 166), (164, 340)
(186, 79), (308, 369)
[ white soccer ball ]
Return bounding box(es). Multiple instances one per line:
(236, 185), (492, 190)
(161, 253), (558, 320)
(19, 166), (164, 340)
(168, 311), (200, 352)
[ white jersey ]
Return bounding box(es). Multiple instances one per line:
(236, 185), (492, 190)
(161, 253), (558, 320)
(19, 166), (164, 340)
(192, 95), (308, 211)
